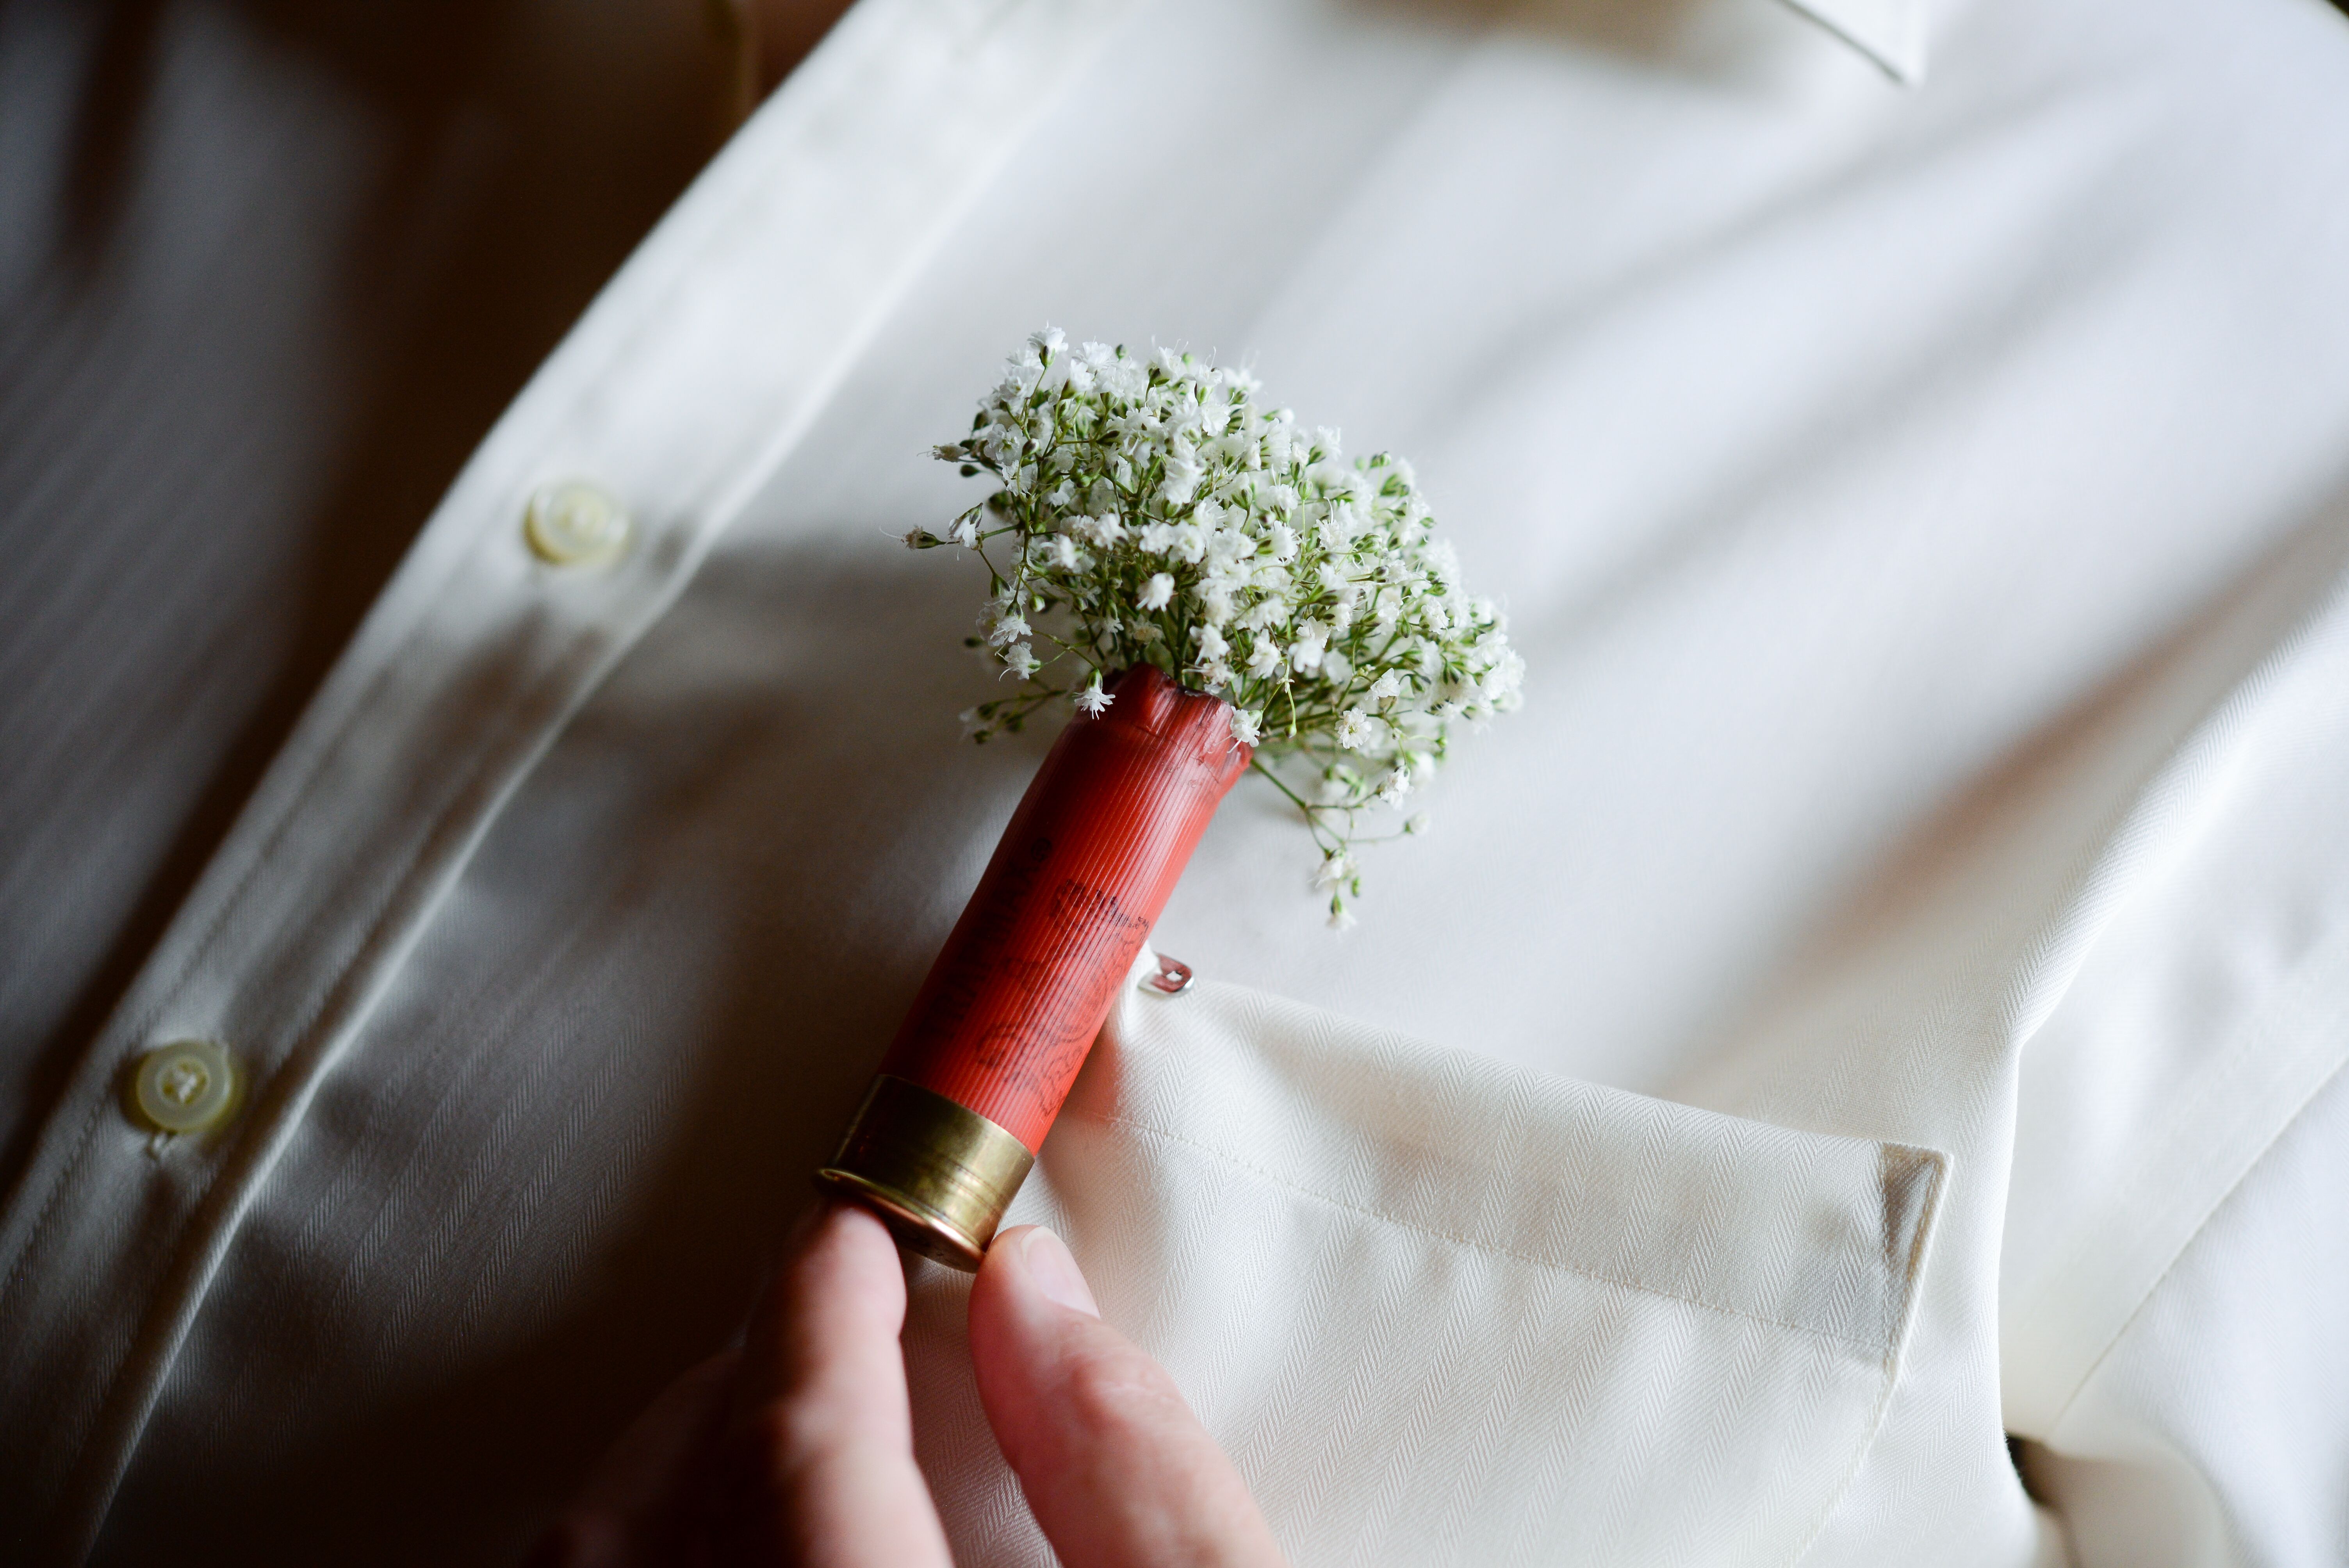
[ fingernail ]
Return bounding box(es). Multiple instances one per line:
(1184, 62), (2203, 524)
(1021, 1228), (1100, 1318)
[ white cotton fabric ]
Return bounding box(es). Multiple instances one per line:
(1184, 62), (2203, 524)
(3, 0), (2349, 1563)
(907, 964), (1944, 1566)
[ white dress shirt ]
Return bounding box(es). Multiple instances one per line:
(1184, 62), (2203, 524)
(5, 0), (2349, 1563)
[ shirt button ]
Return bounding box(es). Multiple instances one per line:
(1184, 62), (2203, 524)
(129, 1040), (239, 1134)
(524, 479), (631, 567)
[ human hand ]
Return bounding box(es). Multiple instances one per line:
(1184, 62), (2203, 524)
(529, 1202), (1286, 1567)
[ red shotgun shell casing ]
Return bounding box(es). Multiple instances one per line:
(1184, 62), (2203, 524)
(816, 665), (1249, 1268)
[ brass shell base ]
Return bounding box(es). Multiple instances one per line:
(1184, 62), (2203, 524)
(815, 1074), (1035, 1271)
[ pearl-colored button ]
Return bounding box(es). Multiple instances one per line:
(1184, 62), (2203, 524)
(524, 480), (631, 567)
(130, 1039), (238, 1134)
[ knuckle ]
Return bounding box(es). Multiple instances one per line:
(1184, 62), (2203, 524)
(1060, 1340), (1192, 1435)
(740, 1398), (828, 1469)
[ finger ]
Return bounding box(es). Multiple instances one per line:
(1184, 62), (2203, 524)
(968, 1226), (1285, 1568)
(714, 1200), (951, 1568)
(528, 1349), (741, 1568)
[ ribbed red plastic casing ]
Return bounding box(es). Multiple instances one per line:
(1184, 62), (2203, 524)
(880, 665), (1250, 1151)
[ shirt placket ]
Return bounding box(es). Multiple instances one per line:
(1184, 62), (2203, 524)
(0, 1), (1137, 1559)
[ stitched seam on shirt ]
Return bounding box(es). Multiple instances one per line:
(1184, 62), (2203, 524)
(0, 553), (517, 1325)
(0, 1095), (111, 1304)
(0, 663), (447, 1316)
(36, 611), (631, 1568)
(1075, 1110), (1893, 1353)
(0, 577), (476, 1307)
(1789, 1155), (1948, 1562)
(1786, 1339), (1906, 1566)
(2041, 1049), (2349, 1436)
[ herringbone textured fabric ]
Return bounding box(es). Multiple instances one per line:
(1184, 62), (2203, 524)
(903, 970), (1943, 1567)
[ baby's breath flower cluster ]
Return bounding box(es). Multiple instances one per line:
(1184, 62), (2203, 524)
(912, 329), (1523, 926)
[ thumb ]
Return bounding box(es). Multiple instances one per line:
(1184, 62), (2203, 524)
(967, 1225), (1285, 1568)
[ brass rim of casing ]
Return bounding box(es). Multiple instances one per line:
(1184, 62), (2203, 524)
(815, 1074), (1035, 1272)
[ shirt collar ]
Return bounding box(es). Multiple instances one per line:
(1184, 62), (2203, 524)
(1782, 0), (1928, 81)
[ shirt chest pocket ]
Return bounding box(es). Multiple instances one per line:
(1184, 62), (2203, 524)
(901, 968), (1945, 1568)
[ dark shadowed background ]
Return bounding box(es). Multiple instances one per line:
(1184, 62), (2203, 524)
(0, 0), (823, 1194)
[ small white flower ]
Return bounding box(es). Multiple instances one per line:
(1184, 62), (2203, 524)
(987, 611), (1030, 647)
(1405, 812), (1431, 835)
(1239, 597), (1287, 633)
(1001, 642), (1040, 678)
(1334, 707), (1388, 752)
(1289, 620), (1330, 673)
(1327, 898), (1358, 932)
(1073, 674), (1113, 716)
(1193, 624), (1229, 661)
(1244, 640), (1285, 678)
(1139, 573), (1175, 610)
(1159, 451), (1204, 505)
(950, 517), (979, 549)
(1375, 766), (1413, 805)
(1230, 707), (1264, 746)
